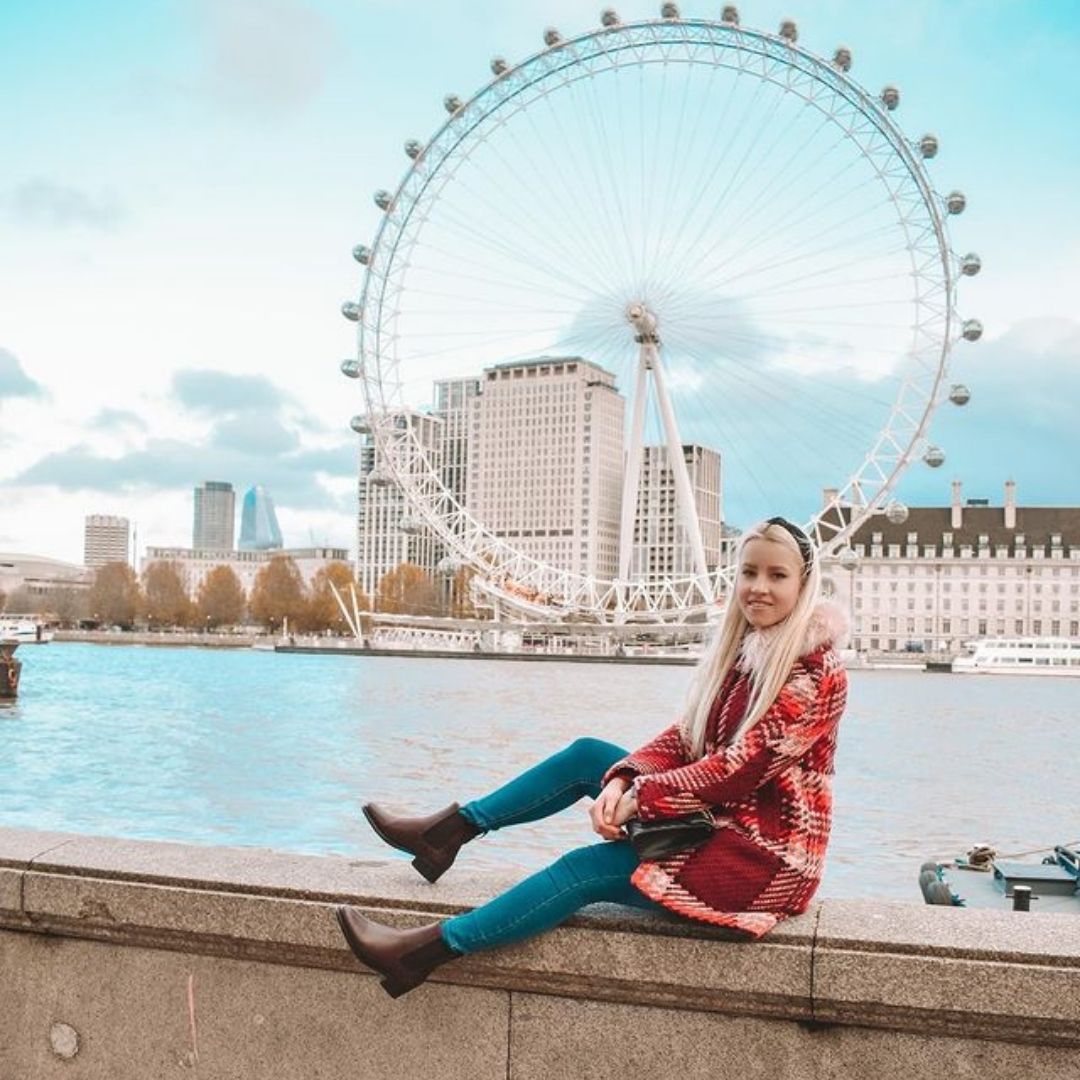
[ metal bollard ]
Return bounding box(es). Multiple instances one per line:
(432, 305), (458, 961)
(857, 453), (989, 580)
(1012, 885), (1031, 912)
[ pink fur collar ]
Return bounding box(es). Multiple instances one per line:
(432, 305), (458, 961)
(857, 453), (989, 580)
(737, 600), (850, 675)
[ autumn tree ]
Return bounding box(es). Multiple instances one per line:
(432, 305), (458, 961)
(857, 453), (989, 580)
(141, 561), (192, 628)
(376, 562), (441, 616)
(300, 562), (371, 635)
(249, 556), (306, 632)
(88, 562), (141, 628)
(49, 586), (89, 627)
(449, 565), (480, 619)
(196, 566), (246, 629)
(2, 586), (33, 615)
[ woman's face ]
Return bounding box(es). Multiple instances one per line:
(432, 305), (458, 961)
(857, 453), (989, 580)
(737, 537), (804, 629)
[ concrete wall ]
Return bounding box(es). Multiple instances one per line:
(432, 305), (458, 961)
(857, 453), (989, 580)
(2, 826), (1078, 1079)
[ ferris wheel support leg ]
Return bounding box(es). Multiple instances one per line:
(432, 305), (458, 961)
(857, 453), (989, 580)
(617, 350), (650, 612)
(650, 346), (713, 601)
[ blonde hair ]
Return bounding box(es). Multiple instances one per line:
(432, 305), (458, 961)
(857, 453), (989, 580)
(680, 520), (822, 758)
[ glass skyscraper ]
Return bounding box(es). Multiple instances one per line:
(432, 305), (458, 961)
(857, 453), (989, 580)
(238, 485), (283, 551)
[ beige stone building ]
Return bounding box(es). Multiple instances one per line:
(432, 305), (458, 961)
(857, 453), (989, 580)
(142, 546), (349, 601)
(83, 515), (130, 569)
(834, 481), (1080, 654)
(466, 357), (625, 580)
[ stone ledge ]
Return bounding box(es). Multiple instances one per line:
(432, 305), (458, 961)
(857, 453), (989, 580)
(2, 826), (1078, 1049)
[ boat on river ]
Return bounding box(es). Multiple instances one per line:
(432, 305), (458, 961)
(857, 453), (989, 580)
(0, 619), (53, 644)
(952, 637), (1080, 676)
(920, 842), (1080, 912)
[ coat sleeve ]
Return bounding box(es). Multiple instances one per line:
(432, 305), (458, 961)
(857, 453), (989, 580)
(601, 722), (690, 788)
(633, 659), (848, 820)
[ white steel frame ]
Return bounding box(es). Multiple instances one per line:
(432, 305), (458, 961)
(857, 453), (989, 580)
(349, 17), (960, 623)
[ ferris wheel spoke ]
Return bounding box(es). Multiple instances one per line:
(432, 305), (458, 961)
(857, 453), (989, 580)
(670, 89), (828, 288)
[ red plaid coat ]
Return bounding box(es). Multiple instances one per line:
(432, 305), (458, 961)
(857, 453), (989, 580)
(604, 602), (850, 939)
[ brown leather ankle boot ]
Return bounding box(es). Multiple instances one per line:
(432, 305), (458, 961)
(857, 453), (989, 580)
(362, 802), (480, 883)
(336, 907), (460, 998)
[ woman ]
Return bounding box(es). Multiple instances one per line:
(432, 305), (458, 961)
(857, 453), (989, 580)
(337, 517), (849, 997)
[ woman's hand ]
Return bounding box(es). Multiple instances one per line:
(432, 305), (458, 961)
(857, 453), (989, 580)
(590, 777), (637, 840)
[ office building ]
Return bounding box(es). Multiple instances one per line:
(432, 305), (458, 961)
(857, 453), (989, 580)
(631, 445), (722, 585)
(238, 485), (284, 551)
(355, 411), (443, 600)
(193, 481), (235, 551)
(83, 515), (130, 569)
(466, 357), (625, 580)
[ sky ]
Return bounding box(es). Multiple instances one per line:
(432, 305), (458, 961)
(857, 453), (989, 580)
(1, 0), (1078, 566)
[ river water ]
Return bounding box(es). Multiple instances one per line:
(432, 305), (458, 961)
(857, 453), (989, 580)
(1, 643), (1075, 902)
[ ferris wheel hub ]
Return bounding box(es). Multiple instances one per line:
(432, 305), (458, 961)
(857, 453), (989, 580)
(626, 302), (660, 344)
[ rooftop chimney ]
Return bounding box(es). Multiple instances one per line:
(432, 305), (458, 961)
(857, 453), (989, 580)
(951, 479), (962, 529)
(1004, 479), (1017, 530)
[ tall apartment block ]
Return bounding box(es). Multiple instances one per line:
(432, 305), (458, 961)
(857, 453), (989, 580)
(83, 514), (130, 570)
(631, 444), (722, 585)
(355, 411), (443, 600)
(193, 481), (235, 552)
(466, 357), (624, 580)
(238, 485), (284, 551)
(433, 376), (482, 510)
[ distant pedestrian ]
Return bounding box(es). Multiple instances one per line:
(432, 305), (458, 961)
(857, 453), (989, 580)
(337, 517), (850, 997)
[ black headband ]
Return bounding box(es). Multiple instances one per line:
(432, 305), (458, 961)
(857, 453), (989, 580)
(765, 516), (814, 568)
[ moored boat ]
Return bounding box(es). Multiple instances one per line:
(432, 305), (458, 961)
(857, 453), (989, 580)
(920, 842), (1080, 912)
(0, 642), (21, 698)
(952, 636), (1080, 676)
(0, 619), (53, 644)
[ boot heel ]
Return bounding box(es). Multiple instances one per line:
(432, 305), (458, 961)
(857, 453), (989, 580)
(411, 855), (444, 883)
(380, 974), (416, 999)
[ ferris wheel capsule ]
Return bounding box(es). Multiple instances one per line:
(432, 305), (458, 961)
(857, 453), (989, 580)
(490, 56), (509, 76)
(341, 301), (361, 322)
(368, 466), (392, 487)
(885, 500), (909, 525)
(399, 515), (421, 534)
(923, 446), (946, 468)
(833, 46), (852, 72)
(543, 27), (562, 46)
(349, 414), (369, 433)
(779, 19), (798, 42)
(444, 94), (463, 114)
(838, 546), (858, 571)
(374, 190), (393, 211)
(961, 319), (983, 342)
(661, 3), (680, 19)
(341, 359), (362, 379)
(352, 244), (371, 265)
(601, 8), (620, 27)
(721, 5), (740, 25)
(946, 190), (966, 214)
(880, 85), (900, 110)
(949, 384), (971, 406)
(404, 139), (423, 160)
(918, 134), (939, 159)
(960, 252), (982, 276)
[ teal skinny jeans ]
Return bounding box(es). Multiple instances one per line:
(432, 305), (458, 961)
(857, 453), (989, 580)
(440, 737), (665, 955)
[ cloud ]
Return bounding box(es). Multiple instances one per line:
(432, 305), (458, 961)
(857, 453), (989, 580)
(0, 348), (45, 400)
(13, 434), (356, 513)
(191, 0), (342, 115)
(3, 179), (125, 231)
(89, 407), (148, 432)
(172, 369), (291, 415)
(212, 413), (299, 455)
(893, 317), (1080, 506)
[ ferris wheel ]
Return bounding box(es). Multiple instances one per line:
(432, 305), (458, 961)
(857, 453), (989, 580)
(341, 6), (980, 622)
